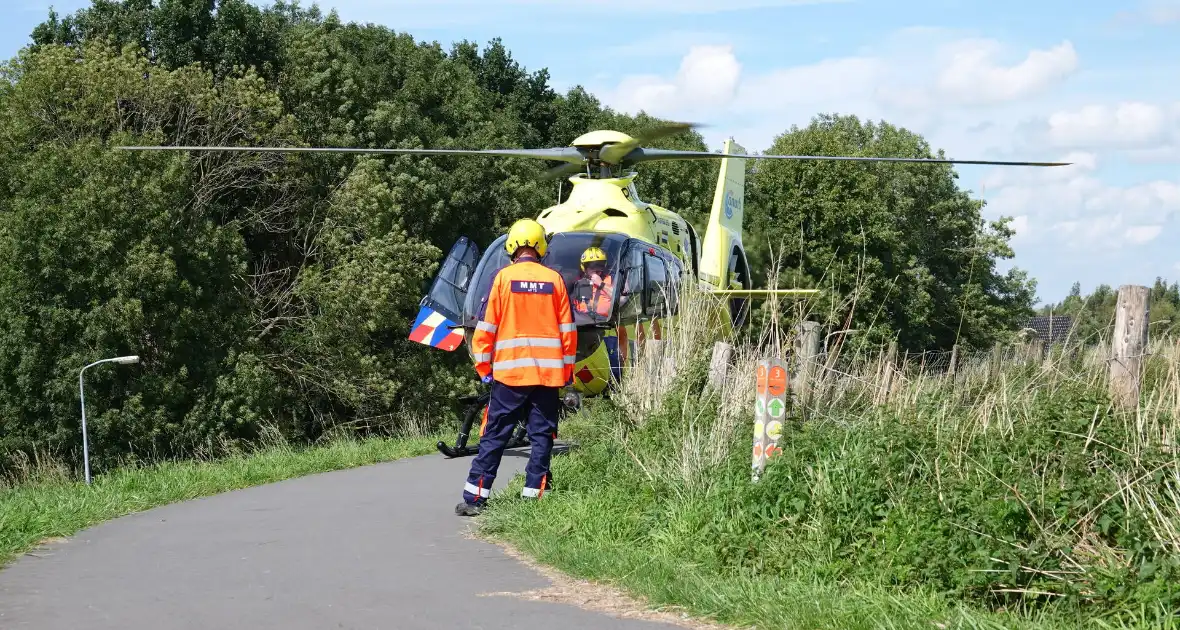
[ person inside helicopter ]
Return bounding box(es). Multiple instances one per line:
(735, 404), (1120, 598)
(571, 247), (617, 319)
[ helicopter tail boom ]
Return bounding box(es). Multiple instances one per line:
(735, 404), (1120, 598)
(707, 289), (819, 296)
(698, 138), (747, 291)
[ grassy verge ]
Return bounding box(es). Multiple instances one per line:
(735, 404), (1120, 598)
(476, 287), (1180, 629)
(480, 412), (1094, 630)
(0, 432), (443, 568)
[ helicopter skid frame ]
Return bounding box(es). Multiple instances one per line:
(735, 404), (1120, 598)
(436, 387), (582, 458)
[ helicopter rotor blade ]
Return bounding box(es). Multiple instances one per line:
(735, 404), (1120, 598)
(598, 121), (700, 165)
(116, 145), (588, 163)
(538, 161), (587, 181)
(622, 148), (1072, 167)
(533, 121), (704, 180)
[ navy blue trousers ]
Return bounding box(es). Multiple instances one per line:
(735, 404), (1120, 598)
(462, 381), (559, 505)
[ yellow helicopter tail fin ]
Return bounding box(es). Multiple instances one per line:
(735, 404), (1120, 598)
(698, 138), (747, 291)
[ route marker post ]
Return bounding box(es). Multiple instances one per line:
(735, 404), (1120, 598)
(753, 358), (788, 481)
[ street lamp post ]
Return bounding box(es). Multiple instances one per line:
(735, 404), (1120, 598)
(79, 355), (140, 485)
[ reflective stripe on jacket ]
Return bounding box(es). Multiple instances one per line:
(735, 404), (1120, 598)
(472, 259), (577, 387)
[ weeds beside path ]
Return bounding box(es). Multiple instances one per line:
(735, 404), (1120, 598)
(476, 284), (1180, 630)
(0, 434), (443, 568)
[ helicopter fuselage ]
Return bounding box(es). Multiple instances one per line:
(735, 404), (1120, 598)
(408, 139), (757, 399)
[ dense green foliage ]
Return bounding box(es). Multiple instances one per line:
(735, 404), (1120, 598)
(482, 338), (1180, 628)
(745, 116), (1038, 353)
(0, 0), (1035, 476)
(1038, 278), (1180, 342)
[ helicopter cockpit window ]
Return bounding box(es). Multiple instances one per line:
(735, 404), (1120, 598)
(541, 232), (626, 326)
(644, 254), (668, 317)
(664, 256), (683, 316)
(617, 245), (645, 321)
(462, 231), (627, 328)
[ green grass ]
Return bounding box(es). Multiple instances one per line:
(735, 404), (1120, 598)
(0, 432), (443, 568)
(478, 416), (1098, 630)
(472, 297), (1180, 629)
(480, 414), (1179, 629)
(482, 489), (1076, 630)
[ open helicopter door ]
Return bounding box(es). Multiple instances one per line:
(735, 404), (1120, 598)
(408, 236), (480, 351)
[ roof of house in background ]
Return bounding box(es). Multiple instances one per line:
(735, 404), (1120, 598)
(1024, 315), (1074, 344)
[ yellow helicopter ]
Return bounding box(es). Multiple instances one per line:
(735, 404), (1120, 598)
(118, 121), (1069, 456)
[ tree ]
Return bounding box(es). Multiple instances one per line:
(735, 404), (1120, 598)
(3, 1), (646, 475)
(0, 3), (1044, 476)
(1040, 277), (1180, 341)
(745, 114), (1036, 352)
(0, 40), (296, 470)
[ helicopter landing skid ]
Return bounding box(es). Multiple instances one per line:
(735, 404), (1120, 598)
(436, 391), (529, 458)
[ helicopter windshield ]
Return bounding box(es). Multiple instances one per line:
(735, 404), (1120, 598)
(463, 234), (512, 328)
(542, 232), (625, 326)
(461, 232), (626, 328)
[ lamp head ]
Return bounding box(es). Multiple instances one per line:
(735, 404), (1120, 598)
(113, 355), (140, 364)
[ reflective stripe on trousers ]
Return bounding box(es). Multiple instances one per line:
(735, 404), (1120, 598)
(462, 383), (559, 505)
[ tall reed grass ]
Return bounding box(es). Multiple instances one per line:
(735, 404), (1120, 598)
(503, 267), (1180, 626)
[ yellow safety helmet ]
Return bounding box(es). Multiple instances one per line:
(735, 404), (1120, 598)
(580, 247), (607, 270)
(505, 218), (547, 258)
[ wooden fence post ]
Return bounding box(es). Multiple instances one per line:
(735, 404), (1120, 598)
(646, 338), (667, 382)
(1110, 284), (1150, 410)
(875, 341), (898, 405)
(706, 341), (733, 393)
(794, 321), (821, 402)
(948, 344), (959, 379)
(989, 342), (1003, 380)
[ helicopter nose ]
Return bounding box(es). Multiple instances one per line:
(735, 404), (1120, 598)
(575, 327), (603, 362)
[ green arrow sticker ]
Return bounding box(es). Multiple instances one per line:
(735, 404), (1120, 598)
(768, 398), (786, 418)
(755, 398), (766, 416)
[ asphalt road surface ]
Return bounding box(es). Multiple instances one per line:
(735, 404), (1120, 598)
(0, 445), (680, 629)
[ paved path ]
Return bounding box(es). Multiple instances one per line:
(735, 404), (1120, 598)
(0, 445), (678, 629)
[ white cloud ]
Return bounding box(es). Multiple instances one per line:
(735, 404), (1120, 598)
(559, 0), (850, 11)
(1114, 0), (1180, 25)
(1062, 151), (1099, 171)
(318, 0), (847, 21)
(1132, 0), (1180, 24)
(1126, 225), (1164, 243)
(1125, 146), (1180, 162)
(935, 40), (1077, 105)
(1052, 215), (1166, 250)
(1010, 215), (1030, 238)
(981, 151), (1098, 190)
(1147, 4), (1180, 23)
(983, 165), (1180, 251)
(734, 57), (884, 113)
(603, 31), (741, 59)
(1045, 102), (1179, 149)
(588, 25), (1176, 293)
(608, 45), (744, 118)
(596, 31), (1079, 157)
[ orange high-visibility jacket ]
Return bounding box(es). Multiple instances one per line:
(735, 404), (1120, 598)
(574, 275), (614, 318)
(472, 259), (577, 387)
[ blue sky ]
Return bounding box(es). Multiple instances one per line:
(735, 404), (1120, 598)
(5, 1), (1178, 305)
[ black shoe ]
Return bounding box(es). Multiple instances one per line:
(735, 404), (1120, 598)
(455, 501), (485, 517)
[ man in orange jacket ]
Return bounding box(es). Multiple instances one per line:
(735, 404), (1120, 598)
(457, 218), (577, 516)
(572, 246), (615, 319)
